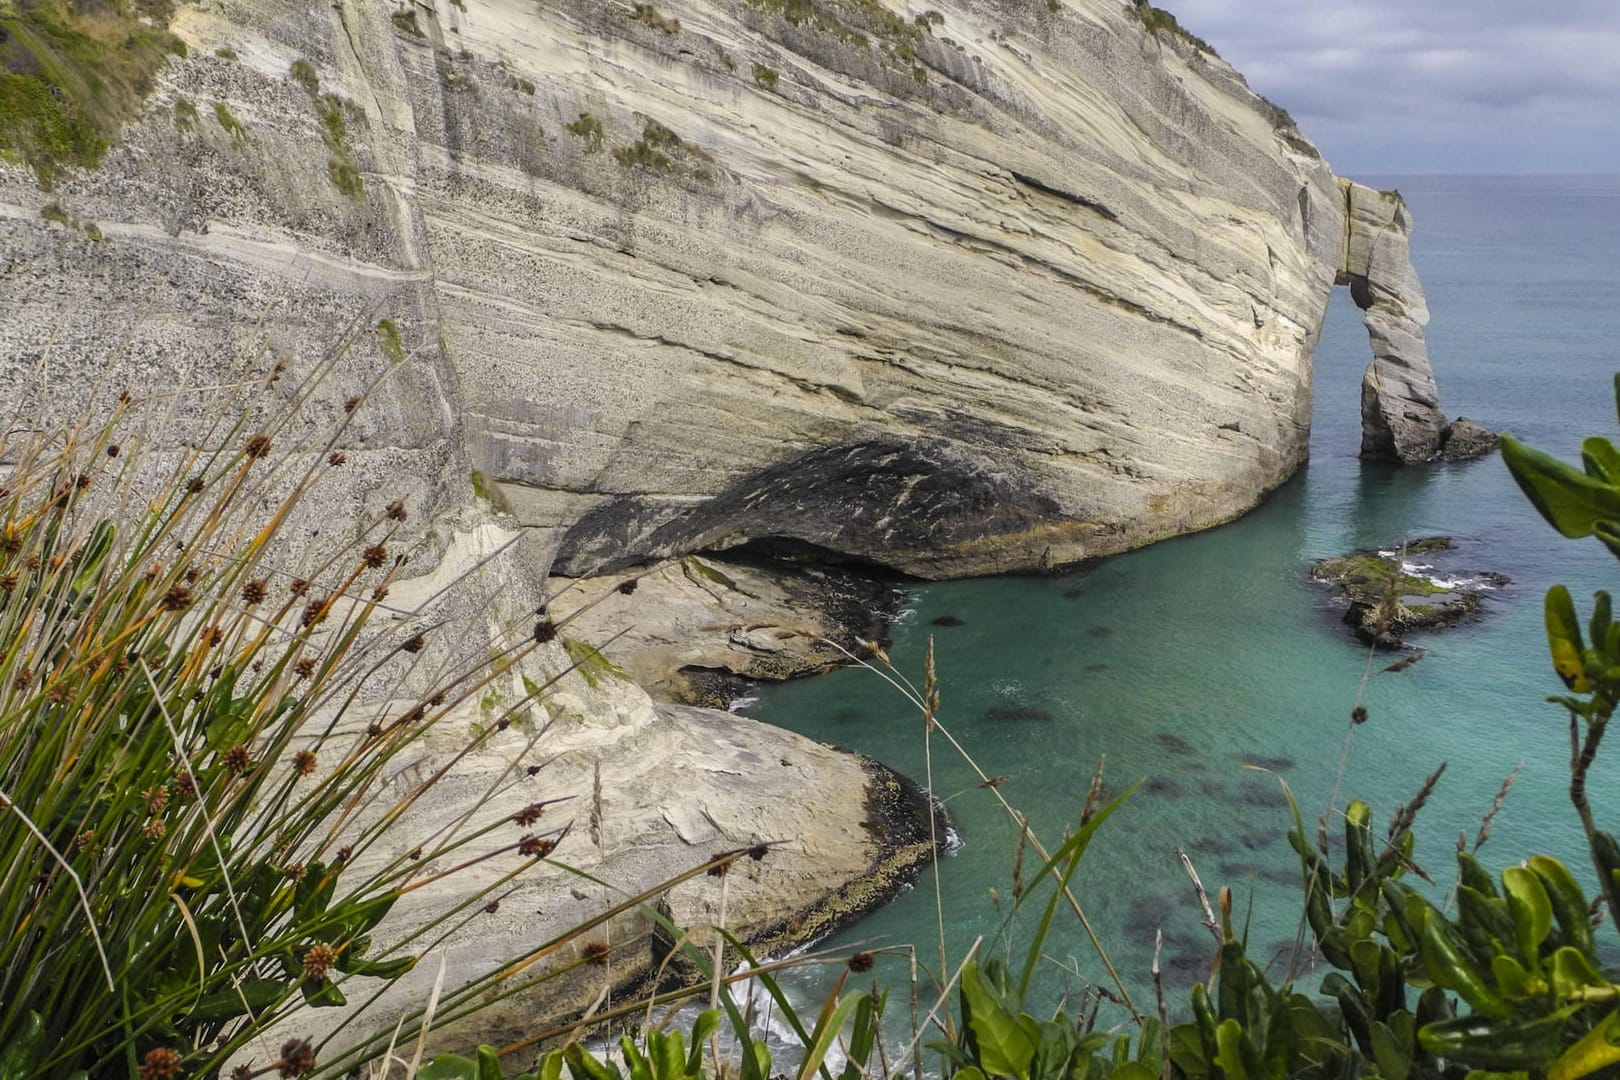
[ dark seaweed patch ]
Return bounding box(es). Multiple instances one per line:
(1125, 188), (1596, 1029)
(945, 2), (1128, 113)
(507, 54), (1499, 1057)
(931, 614), (965, 627)
(984, 705), (1053, 722)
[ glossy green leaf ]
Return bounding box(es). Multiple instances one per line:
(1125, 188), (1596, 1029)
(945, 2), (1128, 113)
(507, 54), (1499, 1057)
(961, 962), (1037, 1080)
(1549, 1006), (1620, 1080)
(1530, 855), (1595, 956)
(0, 1012), (45, 1080)
(1503, 866), (1553, 965)
(1502, 434), (1620, 539)
(189, 979), (292, 1022)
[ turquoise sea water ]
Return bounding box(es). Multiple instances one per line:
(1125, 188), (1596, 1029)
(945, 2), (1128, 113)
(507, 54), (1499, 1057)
(740, 175), (1620, 1013)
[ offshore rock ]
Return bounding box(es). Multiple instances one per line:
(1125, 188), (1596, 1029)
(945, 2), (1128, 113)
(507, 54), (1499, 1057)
(1340, 180), (1448, 461)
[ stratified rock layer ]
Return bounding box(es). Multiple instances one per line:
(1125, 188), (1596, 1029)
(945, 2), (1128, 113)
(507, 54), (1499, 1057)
(2, 0), (1445, 582)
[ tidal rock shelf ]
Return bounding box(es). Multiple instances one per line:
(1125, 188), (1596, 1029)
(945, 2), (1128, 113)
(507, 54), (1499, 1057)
(1312, 537), (1509, 648)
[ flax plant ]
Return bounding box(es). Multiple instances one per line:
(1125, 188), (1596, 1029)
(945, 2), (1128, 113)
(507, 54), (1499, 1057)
(0, 349), (588, 1079)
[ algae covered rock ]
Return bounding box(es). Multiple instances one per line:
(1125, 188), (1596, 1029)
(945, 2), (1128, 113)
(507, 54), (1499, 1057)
(1311, 537), (1508, 648)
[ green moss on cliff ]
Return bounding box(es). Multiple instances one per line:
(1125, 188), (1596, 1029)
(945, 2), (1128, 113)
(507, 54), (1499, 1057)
(0, 0), (181, 186)
(741, 0), (933, 82)
(1127, 0), (1217, 56)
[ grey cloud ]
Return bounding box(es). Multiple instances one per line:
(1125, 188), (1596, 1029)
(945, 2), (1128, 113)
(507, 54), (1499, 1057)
(1168, 0), (1620, 170)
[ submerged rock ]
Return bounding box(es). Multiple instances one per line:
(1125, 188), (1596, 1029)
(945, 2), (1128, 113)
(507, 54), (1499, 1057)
(1311, 537), (1508, 647)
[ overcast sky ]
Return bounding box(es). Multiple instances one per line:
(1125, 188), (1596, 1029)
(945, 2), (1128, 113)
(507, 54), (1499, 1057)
(1167, 0), (1620, 175)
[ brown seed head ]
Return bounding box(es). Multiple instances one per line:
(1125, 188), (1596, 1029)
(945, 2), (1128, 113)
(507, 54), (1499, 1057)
(283, 863), (306, 883)
(302, 943), (338, 980)
(582, 939), (610, 966)
(518, 834), (558, 858)
(107, 443), (120, 458)
(402, 633), (425, 653)
(533, 618), (557, 644)
(848, 951), (876, 973)
(362, 544), (387, 569)
(1351, 705), (1368, 725)
(278, 1038), (316, 1079)
(343, 395), (360, 413)
(371, 585), (389, 602)
(24, 554), (40, 571)
(232, 1066), (252, 1080)
(483, 900), (500, 914)
(293, 749), (318, 777)
(185, 476), (204, 495)
(513, 803), (546, 826)
(616, 578), (638, 596)
(224, 745), (251, 774)
(14, 667), (33, 690)
(242, 579), (267, 606)
(289, 578), (310, 597)
(142, 818), (167, 839)
(293, 657), (316, 680)
(301, 597), (330, 628)
(386, 500), (407, 522)
(172, 771), (198, 800)
(162, 584), (194, 612)
(139, 1047), (183, 1080)
(144, 785), (169, 812)
(335, 845), (353, 862)
(429, 692), (445, 707)
(244, 433), (272, 459)
(748, 843), (770, 861)
(74, 472), (91, 491)
(707, 857), (734, 878)
(367, 720), (385, 738)
(328, 451), (347, 467)
(0, 574), (16, 593)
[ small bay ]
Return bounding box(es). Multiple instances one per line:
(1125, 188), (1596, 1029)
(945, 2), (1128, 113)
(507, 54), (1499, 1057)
(741, 175), (1620, 1007)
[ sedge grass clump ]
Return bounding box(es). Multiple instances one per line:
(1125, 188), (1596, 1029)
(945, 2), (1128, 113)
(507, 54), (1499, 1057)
(0, 349), (603, 1077)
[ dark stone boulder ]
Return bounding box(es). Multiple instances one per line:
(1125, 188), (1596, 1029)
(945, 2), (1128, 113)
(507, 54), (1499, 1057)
(1437, 417), (1499, 461)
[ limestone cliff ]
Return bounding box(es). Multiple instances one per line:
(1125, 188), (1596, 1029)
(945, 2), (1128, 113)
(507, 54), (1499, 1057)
(0, 0), (1455, 1044)
(2, 0), (1448, 586)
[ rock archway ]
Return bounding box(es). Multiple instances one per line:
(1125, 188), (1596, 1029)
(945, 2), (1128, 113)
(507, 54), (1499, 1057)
(1337, 180), (1448, 461)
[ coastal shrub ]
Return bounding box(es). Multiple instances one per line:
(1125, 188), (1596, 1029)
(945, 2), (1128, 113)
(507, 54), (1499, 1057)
(0, 0), (182, 186)
(1127, 0), (1218, 56)
(213, 99), (248, 145)
(0, 351), (733, 1078)
(631, 3), (681, 34)
(751, 62), (779, 87)
(566, 112), (605, 152)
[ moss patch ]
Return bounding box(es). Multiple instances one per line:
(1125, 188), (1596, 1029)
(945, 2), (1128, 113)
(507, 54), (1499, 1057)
(611, 117), (715, 179)
(741, 0), (934, 82)
(0, 0), (181, 186)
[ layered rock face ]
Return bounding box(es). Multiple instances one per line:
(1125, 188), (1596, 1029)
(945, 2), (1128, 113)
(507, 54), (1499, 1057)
(2, 0), (1446, 585)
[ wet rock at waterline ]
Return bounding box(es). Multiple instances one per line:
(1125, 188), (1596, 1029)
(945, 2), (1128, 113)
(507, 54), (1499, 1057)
(1311, 537), (1509, 648)
(1438, 417), (1500, 461)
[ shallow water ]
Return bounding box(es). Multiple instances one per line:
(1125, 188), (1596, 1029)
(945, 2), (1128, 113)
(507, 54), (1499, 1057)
(740, 175), (1620, 1014)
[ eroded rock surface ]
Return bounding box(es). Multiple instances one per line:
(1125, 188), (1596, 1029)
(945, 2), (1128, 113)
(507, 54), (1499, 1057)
(4, 0), (1451, 582)
(556, 553), (901, 705)
(1340, 180), (1448, 461)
